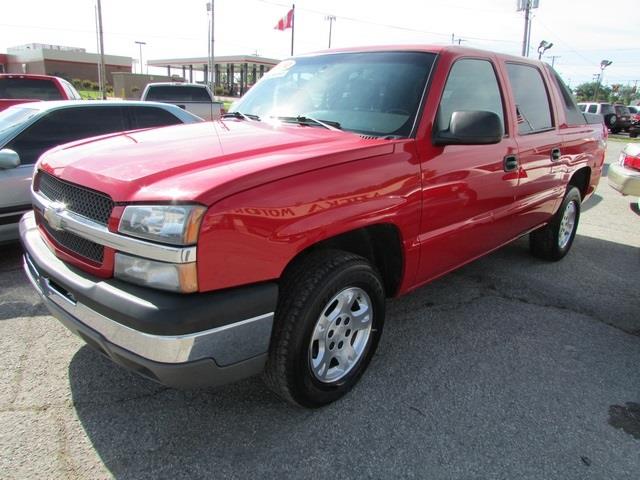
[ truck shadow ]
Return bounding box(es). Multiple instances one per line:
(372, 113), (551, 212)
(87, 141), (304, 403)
(67, 234), (640, 478)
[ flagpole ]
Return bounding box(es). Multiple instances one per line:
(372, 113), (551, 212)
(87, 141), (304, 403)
(290, 4), (295, 57)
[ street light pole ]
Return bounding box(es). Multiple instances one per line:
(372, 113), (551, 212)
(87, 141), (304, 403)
(207, 2), (215, 89)
(537, 40), (553, 60)
(135, 41), (146, 74)
(593, 60), (612, 101)
(325, 15), (336, 48)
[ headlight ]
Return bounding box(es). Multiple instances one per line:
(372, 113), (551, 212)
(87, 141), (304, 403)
(114, 253), (198, 293)
(118, 205), (206, 245)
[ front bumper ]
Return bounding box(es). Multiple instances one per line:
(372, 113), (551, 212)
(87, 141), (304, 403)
(608, 164), (640, 197)
(20, 211), (278, 388)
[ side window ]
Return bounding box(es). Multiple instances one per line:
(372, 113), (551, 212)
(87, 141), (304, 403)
(578, 104), (586, 112)
(132, 107), (183, 129)
(587, 104), (597, 114)
(506, 63), (553, 134)
(549, 69), (586, 125)
(6, 107), (126, 165)
(437, 58), (504, 133)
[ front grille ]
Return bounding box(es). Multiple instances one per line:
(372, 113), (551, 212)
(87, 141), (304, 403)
(37, 171), (114, 225)
(41, 220), (104, 263)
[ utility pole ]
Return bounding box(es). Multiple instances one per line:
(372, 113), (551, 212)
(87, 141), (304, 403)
(518, 0), (539, 57)
(135, 41), (146, 74)
(206, 2), (215, 89)
(96, 0), (107, 99)
(521, 0), (530, 57)
(451, 33), (455, 44)
(94, 5), (102, 97)
(548, 55), (560, 67)
(325, 15), (336, 48)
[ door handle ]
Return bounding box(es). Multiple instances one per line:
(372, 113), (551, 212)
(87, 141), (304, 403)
(503, 154), (518, 172)
(551, 148), (561, 161)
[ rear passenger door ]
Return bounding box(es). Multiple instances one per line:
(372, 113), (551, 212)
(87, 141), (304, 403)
(505, 62), (564, 231)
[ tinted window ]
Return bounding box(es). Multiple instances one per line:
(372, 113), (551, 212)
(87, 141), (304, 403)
(132, 106), (182, 129)
(6, 106), (126, 164)
(600, 104), (614, 115)
(437, 58), (504, 132)
(506, 63), (553, 133)
(629, 106), (638, 114)
(615, 105), (630, 116)
(0, 78), (63, 100)
(549, 69), (585, 125)
(145, 86), (211, 102)
(587, 104), (597, 113)
(578, 104), (586, 112)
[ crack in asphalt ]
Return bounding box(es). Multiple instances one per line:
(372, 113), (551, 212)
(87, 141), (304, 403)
(419, 274), (639, 338)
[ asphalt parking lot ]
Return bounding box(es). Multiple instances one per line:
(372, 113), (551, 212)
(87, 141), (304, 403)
(0, 140), (638, 479)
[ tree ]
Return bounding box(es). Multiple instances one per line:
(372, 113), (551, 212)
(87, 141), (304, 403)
(573, 82), (612, 102)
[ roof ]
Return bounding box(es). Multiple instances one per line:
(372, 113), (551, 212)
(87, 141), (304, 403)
(148, 54), (281, 70)
(7, 100), (186, 112)
(295, 44), (547, 66)
(0, 73), (66, 81)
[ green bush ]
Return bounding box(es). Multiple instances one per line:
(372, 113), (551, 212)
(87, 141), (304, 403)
(214, 85), (225, 95)
(81, 79), (93, 89)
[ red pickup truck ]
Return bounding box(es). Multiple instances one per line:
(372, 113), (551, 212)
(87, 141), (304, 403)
(20, 46), (606, 407)
(0, 74), (81, 111)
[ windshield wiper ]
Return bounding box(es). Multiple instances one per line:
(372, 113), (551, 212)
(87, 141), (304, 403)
(222, 111), (261, 121)
(274, 115), (342, 131)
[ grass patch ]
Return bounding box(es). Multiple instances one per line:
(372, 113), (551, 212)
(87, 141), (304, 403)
(609, 134), (640, 143)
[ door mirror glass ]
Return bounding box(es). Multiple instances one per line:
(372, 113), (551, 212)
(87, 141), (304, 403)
(433, 111), (504, 146)
(0, 149), (20, 169)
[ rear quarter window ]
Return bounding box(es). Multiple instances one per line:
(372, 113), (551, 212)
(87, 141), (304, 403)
(549, 68), (585, 125)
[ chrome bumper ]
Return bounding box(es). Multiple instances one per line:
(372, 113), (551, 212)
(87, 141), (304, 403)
(20, 212), (277, 387)
(608, 164), (640, 197)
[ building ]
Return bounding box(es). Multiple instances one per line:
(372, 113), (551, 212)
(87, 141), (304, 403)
(2, 44), (131, 85)
(147, 54), (280, 96)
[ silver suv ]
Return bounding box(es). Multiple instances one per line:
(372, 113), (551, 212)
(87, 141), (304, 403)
(0, 101), (201, 243)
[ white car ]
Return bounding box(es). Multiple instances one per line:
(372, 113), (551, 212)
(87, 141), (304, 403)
(141, 83), (222, 121)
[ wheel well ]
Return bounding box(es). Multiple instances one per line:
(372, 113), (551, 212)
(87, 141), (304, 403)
(283, 225), (404, 297)
(568, 167), (591, 200)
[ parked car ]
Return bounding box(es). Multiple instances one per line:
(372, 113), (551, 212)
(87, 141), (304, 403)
(578, 102), (617, 129)
(608, 143), (640, 197)
(0, 100), (201, 243)
(612, 105), (632, 133)
(141, 82), (222, 120)
(0, 74), (81, 112)
(629, 119), (640, 138)
(628, 105), (640, 123)
(20, 46), (605, 408)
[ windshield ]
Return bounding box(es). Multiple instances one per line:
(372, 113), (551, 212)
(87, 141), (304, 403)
(0, 78), (63, 100)
(231, 51), (436, 137)
(0, 107), (39, 136)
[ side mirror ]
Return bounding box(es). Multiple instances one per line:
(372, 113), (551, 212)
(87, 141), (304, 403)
(433, 111), (504, 146)
(0, 149), (20, 169)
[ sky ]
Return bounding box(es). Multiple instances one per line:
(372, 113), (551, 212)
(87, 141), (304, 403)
(1, 0), (638, 88)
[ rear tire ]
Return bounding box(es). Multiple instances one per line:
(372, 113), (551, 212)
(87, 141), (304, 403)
(263, 249), (385, 408)
(529, 186), (581, 261)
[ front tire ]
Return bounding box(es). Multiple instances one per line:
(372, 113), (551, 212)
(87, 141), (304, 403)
(529, 186), (582, 261)
(263, 250), (385, 408)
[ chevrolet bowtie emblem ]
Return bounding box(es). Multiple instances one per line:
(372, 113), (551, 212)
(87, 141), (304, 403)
(43, 202), (66, 232)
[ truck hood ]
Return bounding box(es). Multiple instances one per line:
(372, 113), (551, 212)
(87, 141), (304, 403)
(38, 120), (395, 205)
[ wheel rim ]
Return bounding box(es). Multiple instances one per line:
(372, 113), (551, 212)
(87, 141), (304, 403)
(558, 201), (577, 249)
(309, 287), (373, 383)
